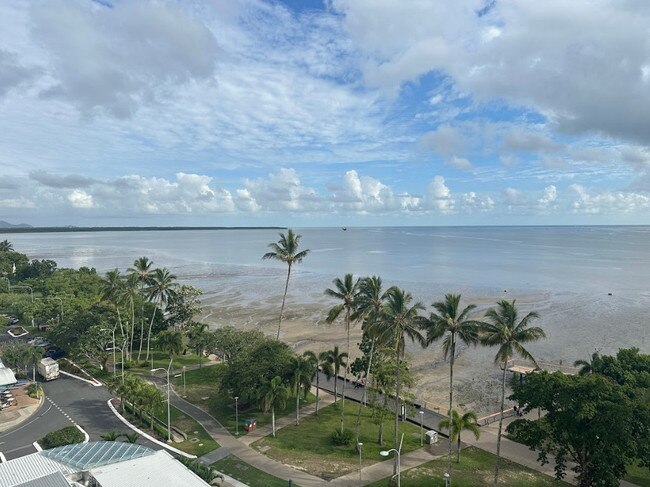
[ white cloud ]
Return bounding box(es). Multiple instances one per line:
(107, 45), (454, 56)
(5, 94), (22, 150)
(420, 125), (468, 156)
(448, 156), (474, 171)
(569, 184), (650, 214)
(67, 189), (94, 209)
(425, 176), (454, 213)
(537, 185), (558, 210)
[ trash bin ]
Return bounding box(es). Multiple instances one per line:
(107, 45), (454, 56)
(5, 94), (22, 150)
(425, 430), (439, 444)
(243, 418), (257, 432)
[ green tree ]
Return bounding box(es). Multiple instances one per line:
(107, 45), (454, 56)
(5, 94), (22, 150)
(23, 345), (42, 381)
(0, 240), (13, 252)
(260, 376), (289, 437)
(573, 351), (601, 376)
(377, 286), (425, 454)
(121, 272), (140, 360)
(421, 293), (484, 483)
(166, 285), (203, 331)
(289, 354), (313, 425)
(303, 350), (332, 416)
(100, 269), (126, 349)
(187, 322), (211, 367)
(262, 229), (310, 340)
(156, 329), (184, 358)
(327, 345), (347, 403)
(75, 325), (113, 372)
(325, 273), (361, 432)
(101, 431), (121, 441)
(509, 371), (650, 487)
(481, 299), (546, 487)
(145, 267), (177, 361)
(128, 257), (154, 362)
(439, 409), (480, 463)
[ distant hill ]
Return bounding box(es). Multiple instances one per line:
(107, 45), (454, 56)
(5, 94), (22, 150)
(0, 220), (32, 228)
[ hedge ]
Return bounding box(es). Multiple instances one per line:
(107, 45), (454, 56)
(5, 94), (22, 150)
(41, 426), (85, 449)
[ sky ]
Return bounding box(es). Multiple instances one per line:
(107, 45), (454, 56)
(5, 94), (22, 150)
(1, 0), (650, 227)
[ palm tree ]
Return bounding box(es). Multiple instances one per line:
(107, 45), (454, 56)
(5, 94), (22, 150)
(188, 322), (211, 367)
(128, 257), (154, 361)
(121, 272), (140, 360)
(0, 240), (13, 252)
(377, 286), (425, 454)
(303, 350), (333, 416)
(481, 299), (546, 487)
(145, 267), (177, 361)
(262, 229), (310, 340)
(260, 376), (289, 437)
(101, 431), (122, 441)
(439, 409), (481, 463)
(327, 345), (347, 403)
(101, 269), (126, 346)
(289, 355), (313, 425)
(123, 432), (140, 443)
(574, 350), (601, 376)
(157, 330), (184, 358)
(421, 293), (484, 483)
(325, 273), (361, 432)
(23, 346), (42, 381)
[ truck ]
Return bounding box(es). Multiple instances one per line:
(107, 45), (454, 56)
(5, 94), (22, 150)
(37, 358), (59, 381)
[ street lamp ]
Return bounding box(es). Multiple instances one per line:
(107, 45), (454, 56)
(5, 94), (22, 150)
(380, 433), (404, 487)
(444, 472), (450, 487)
(235, 396), (239, 436)
(151, 357), (173, 442)
(11, 285), (33, 302)
(357, 442), (363, 486)
(419, 410), (424, 446)
(107, 341), (126, 384)
(182, 366), (186, 396)
(101, 326), (118, 377)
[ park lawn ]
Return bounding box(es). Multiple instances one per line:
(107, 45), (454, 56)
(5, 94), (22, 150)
(212, 455), (295, 487)
(170, 364), (315, 436)
(128, 350), (204, 373)
(148, 403), (219, 456)
(625, 463), (650, 487)
(365, 446), (568, 487)
(251, 399), (423, 480)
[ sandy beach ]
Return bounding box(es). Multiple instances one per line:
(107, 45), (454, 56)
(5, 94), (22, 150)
(199, 282), (650, 416)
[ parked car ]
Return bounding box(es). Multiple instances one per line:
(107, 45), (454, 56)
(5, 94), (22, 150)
(43, 346), (65, 360)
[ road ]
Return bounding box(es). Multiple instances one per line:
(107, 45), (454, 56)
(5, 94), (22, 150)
(0, 375), (157, 460)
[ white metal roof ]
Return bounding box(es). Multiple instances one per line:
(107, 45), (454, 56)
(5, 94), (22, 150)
(0, 454), (77, 487)
(14, 472), (71, 487)
(0, 367), (16, 386)
(90, 450), (211, 487)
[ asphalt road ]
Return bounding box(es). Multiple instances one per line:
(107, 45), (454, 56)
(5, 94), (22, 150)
(0, 375), (158, 460)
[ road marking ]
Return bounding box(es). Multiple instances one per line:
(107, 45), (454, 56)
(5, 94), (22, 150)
(46, 398), (76, 426)
(0, 451), (6, 463)
(0, 404), (52, 439)
(32, 441), (42, 452)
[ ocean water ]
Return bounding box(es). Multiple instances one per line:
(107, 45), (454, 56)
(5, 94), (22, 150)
(4, 226), (649, 410)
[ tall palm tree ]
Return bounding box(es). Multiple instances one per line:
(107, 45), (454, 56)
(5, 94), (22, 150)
(481, 299), (546, 487)
(156, 330), (184, 358)
(128, 257), (154, 361)
(23, 346), (42, 381)
(0, 240), (13, 252)
(421, 293), (484, 484)
(377, 287), (426, 453)
(289, 355), (313, 425)
(327, 345), (347, 403)
(188, 322), (211, 368)
(574, 350), (601, 376)
(262, 229), (310, 340)
(121, 273), (140, 360)
(325, 273), (361, 432)
(439, 409), (481, 463)
(145, 267), (177, 361)
(260, 376), (289, 437)
(101, 269), (126, 346)
(303, 350), (333, 416)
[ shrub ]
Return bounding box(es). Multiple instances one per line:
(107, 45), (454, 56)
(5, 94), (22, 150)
(27, 382), (43, 398)
(41, 426), (85, 449)
(331, 428), (354, 446)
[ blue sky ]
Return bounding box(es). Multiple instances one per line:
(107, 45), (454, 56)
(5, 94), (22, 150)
(1, 0), (650, 226)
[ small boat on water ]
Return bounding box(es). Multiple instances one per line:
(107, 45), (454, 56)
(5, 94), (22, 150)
(342, 227), (347, 231)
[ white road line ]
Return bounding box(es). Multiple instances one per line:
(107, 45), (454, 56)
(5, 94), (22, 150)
(0, 451), (6, 463)
(32, 441), (42, 452)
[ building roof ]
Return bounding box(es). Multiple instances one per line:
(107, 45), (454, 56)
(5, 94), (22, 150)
(0, 454), (77, 487)
(0, 367), (17, 386)
(91, 450), (210, 487)
(41, 441), (153, 470)
(14, 472), (70, 487)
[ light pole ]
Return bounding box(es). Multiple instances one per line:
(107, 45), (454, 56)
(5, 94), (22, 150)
(151, 357), (173, 442)
(235, 396), (239, 435)
(182, 365), (186, 396)
(357, 442), (363, 486)
(419, 410), (424, 446)
(11, 285), (33, 302)
(101, 326), (117, 377)
(380, 433), (403, 487)
(444, 472), (450, 487)
(107, 341), (126, 384)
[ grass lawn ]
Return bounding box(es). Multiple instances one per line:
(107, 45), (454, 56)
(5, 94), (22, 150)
(212, 455), (294, 487)
(170, 365), (315, 436)
(127, 350), (204, 373)
(625, 463), (650, 487)
(147, 403), (219, 457)
(366, 446), (568, 487)
(251, 399), (423, 480)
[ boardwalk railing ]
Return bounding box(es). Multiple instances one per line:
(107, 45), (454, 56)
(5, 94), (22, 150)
(477, 408), (516, 426)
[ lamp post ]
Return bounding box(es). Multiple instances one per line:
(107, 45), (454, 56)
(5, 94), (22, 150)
(419, 410), (424, 446)
(235, 396), (239, 435)
(101, 326), (118, 377)
(107, 341), (126, 384)
(357, 442), (363, 486)
(444, 472), (450, 487)
(380, 433), (403, 487)
(151, 357), (173, 442)
(182, 366), (186, 396)
(11, 285), (33, 302)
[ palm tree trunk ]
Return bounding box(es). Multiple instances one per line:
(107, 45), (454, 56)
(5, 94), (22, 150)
(130, 299), (135, 360)
(355, 338), (375, 443)
(277, 264), (291, 340)
(448, 334), (455, 485)
(494, 363), (508, 487)
(457, 437), (461, 463)
(334, 372), (338, 403)
(145, 307), (157, 361)
(272, 408), (276, 437)
(137, 302), (145, 362)
(316, 372), (320, 415)
(394, 347), (401, 477)
(296, 392), (300, 426)
(340, 309), (350, 433)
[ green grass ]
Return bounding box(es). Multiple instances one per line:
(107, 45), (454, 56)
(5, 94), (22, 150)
(146, 403), (219, 456)
(625, 463), (650, 487)
(366, 446), (568, 487)
(212, 455), (294, 487)
(127, 350), (204, 373)
(251, 399), (423, 480)
(170, 364), (315, 436)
